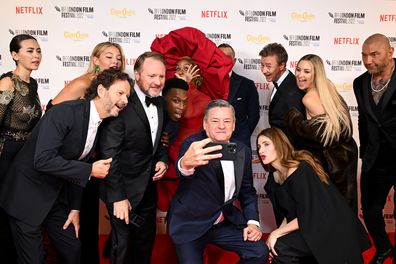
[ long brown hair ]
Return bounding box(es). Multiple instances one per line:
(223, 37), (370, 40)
(257, 127), (329, 184)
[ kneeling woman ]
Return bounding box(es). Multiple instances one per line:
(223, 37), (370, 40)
(257, 128), (370, 264)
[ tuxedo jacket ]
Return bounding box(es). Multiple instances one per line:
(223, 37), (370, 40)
(0, 99), (94, 225)
(99, 92), (168, 207)
(228, 71), (260, 148)
(269, 70), (305, 135)
(167, 131), (259, 244)
(353, 58), (396, 171)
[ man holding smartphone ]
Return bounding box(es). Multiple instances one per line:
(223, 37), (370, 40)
(167, 99), (268, 263)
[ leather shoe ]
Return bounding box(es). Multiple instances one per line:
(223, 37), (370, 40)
(369, 248), (393, 264)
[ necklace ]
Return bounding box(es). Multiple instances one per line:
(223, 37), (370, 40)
(370, 76), (391, 93)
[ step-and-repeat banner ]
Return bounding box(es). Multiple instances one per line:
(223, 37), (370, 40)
(1, 0), (395, 234)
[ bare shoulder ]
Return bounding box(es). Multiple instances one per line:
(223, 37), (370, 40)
(0, 76), (14, 92)
(302, 91), (325, 117)
(52, 74), (93, 104)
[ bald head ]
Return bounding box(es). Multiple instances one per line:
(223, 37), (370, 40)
(362, 33), (394, 76)
(364, 33), (391, 48)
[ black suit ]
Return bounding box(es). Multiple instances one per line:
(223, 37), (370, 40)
(167, 131), (267, 263)
(228, 71), (260, 148)
(0, 99), (96, 264)
(99, 90), (168, 264)
(266, 70), (305, 227)
(353, 58), (396, 254)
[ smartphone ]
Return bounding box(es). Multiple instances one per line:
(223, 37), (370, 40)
(205, 142), (237, 161)
(129, 211), (145, 228)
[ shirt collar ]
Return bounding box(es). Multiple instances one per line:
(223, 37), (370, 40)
(90, 100), (102, 126)
(276, 69), (290, 87)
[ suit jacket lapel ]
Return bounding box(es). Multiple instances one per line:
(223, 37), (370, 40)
(228, 72), (240, 102)
(77, 100), (91, 157)
(152, 99), (164, 154)
(233, 148), (245, 198)
(131, 92), (151, 137)
(361, 73), (379, 122)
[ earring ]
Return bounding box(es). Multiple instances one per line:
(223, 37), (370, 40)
(95, 65), (100, 73)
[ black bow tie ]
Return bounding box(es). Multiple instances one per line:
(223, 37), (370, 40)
(145, 96), (159, 107)
(273, 81), (279, 89)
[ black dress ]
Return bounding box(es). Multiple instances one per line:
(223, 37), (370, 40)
(272, 161), (370, 264)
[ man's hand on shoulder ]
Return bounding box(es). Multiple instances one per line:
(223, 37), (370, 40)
(180, 138), (222, 170)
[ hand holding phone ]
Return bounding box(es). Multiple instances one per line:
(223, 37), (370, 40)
(205, 142), (237, 161)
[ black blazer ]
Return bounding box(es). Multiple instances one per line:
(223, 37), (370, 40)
(228, 71), (260, 148)
(99, 92), (168, 207)
(0, 100), (94, 225)
(167, 131), (259, 244)
(353, 58), (396, 171)
(269, 70), (305, 135)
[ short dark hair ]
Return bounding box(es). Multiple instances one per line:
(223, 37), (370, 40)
(218, 43), (235, 58)
(204, 99), (235, 121)
(163, 78), (188, 96)
(85, 68), (134, 100)
(134, 51), (166, 73)
(259, 43), (288, 65)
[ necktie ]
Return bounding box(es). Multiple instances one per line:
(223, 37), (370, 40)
(145, 96), (159, 107)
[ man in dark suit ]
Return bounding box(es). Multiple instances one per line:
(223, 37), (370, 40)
(218, 44), (260, 149)
(168, 99), (268, 264)
(353, 33), (396, 264)
(0, 69), (132, 264)
(259, 43), (305, 227)
(99, 51), (168, 264)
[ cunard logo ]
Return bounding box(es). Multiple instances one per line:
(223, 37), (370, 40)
(284, 35), (320, 47)
(9, 29), (48, 42)
(56, 55), (90, 68)
(64, 31), (89, 41)
(328, 12), (365, 24)
(326, 59), (362, 72)
(148, 8), (187, 21)
(334, 82), (353, 91)
(55, 6), (94, 19)
(291, 12), (315, 22)
(102, 31), (141, 44)
(206, 33), (232, 45)
(239, 10), (276, 22)
(110, 8), (135, 18)
(237, 58), (261, 70)
(36, 77), (50, 90)
(246, 34), (270, 44)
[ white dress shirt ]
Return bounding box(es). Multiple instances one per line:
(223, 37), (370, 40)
(79, 100), (102, 160)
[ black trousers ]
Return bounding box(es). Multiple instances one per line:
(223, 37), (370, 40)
(361, 161), (396, 254)
(106, 185), (157, 264)
(8, 200), (81, 264)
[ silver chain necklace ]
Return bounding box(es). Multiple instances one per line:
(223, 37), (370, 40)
(370, 61), (395, 93)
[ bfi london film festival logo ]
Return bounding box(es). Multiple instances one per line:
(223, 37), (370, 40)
(54, 6), (94, 19)
(9, 29), (49, 42)
(237, 57), (261, 70)
(206, 32), (232, 45)
(284, 34), (320, 47)
(148, 8), (187, 21)
(389, 36), (396, 48)
(110, 8), (135, 18)
(56, 55), (90, 68)
(15, 6), (43, 15)
(239, 10), (276, 22)
(36, 77), (50, 90)
(102, 31), (141, 44)
(326, 59), (362, 72)
(328, 12), (365, 24)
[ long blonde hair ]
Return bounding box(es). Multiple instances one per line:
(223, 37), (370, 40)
(299, 54), (352, 146)
(86, 42), (125, 74)
(257, 127), (329, 184)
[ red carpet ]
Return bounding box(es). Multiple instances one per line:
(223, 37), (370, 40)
(98, 233), (395, 264)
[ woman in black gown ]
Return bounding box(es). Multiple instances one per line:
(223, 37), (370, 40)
(257, 127), (370, 264)
(0, 34), (42, 263)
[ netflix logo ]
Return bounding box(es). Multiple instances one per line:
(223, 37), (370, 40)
(16, 6), (43, 15)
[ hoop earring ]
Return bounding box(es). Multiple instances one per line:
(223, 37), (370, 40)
(95, 65), (100, 73)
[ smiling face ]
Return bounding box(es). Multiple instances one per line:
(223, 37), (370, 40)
(164, 88), (188, 121)
(134, 57), (166, 97)
(295, 60), (314, 91)
(257, 135), (278, 165)
(203, 106), (235, 142)
(93, 46), (122, 71)
(260, 54), (285, 82)
(98, 79), (131, 118)
(12, 39), (42, 71)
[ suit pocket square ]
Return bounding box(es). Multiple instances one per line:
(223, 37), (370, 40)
(237, 97), (243, 100)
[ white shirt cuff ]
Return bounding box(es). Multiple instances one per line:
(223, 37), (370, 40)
(177, 157), (195, 176)
(247, 220), (260, 228)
